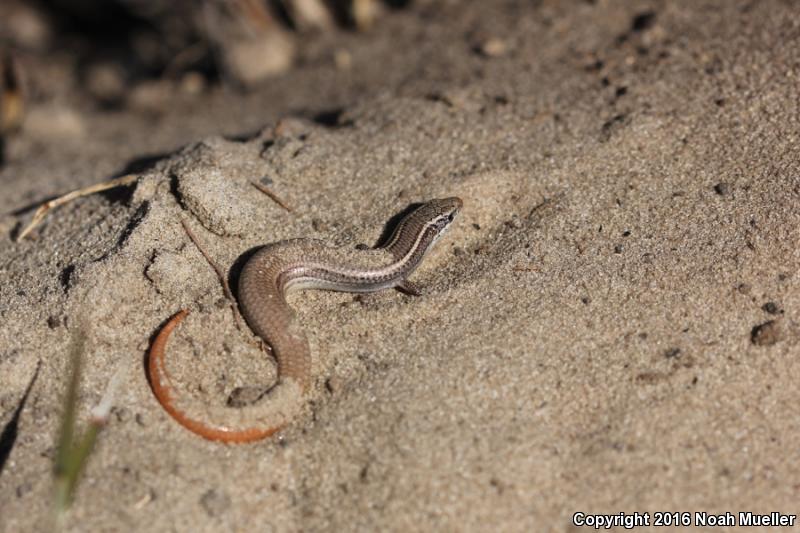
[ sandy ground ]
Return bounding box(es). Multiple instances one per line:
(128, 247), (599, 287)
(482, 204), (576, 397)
(2, 1), (800, 531)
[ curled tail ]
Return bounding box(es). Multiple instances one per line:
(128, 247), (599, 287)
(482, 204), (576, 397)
(147, 310), (302, 443)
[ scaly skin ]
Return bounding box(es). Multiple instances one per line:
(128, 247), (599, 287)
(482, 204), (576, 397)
(148, 197), (462, 443)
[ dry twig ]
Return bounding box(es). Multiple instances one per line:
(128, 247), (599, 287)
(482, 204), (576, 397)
(250, 181), (293, 212)
(179, 218), (243, 331)
(16, 174), (138, 242)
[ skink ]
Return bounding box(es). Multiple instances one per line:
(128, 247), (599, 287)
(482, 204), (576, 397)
(148, 197), (462, 443)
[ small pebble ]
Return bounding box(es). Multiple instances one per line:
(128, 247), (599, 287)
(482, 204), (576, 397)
(751, 320), (782, 346)
(16, 482), (33, 498)
(113, 406), (131, 423)
(664, 347), (681, 358)
(762, 302), (781, 314)
(479, 37), (508, 57)
(223, 31), (295, 87)
(713, 182), (730, 195)
(737, 283), (751, 294)
(506, 217), (522, 229)
(5, 4), (51, 50)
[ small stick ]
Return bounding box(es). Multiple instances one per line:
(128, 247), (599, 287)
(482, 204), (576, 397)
(133, 491), (153, 510)
(179, 218), (242, 331)
(251, 181), (293, 212)
(16, 174), (138, 242)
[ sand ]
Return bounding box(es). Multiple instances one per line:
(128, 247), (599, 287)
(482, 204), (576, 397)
(2, 1), (800, 531)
